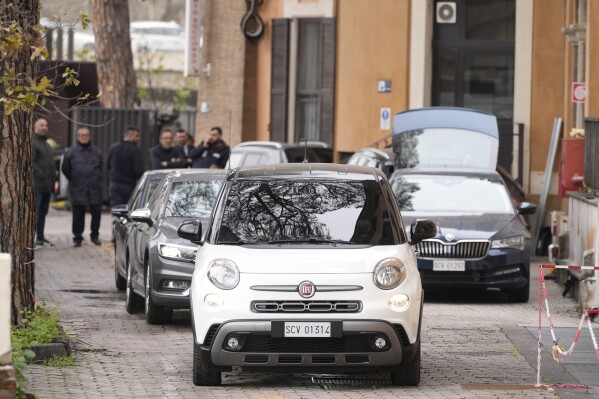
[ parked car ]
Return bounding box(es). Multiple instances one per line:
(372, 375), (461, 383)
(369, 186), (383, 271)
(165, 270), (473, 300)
(177, 163), (436, 386)
(122, 169), (226, 324)
(130, 20), (185, 54)
(228, 141), (333, 168)
(388, 107), (536, 302)
(112, 169), (176, 292)
(389, 169), (536, 302)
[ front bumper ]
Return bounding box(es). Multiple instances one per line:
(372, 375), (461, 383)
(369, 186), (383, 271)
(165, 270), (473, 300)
(200, 319), (417, 371)
(151, 255), (194, 308)
(417, 249), (530, 290)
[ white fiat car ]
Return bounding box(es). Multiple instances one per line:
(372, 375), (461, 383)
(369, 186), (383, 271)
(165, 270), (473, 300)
(177, 163), (436, 386)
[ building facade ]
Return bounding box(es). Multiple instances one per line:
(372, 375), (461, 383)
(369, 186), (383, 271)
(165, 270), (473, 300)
(196, 0), (598, 215)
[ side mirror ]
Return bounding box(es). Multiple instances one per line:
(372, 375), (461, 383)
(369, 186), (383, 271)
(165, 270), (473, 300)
(381, 163), (395, 178)
(410, 219), (437, 243)
(178, 220), (203, 244)
(518, 202), (537, 215)
(111, 204), (129, 218)
(130, 208), (153, 226)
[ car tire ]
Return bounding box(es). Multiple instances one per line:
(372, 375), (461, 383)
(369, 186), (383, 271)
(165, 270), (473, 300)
(192, 341), (221, 386)
(115, 254), (126, 291)
(125, 256), (142, 314)
(390, 339), (420, 386)
(508, 281), (530, 303)
(144, 262), (173, 324)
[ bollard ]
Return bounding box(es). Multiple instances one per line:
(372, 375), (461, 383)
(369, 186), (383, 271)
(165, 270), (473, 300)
(0, 253), (16, 399)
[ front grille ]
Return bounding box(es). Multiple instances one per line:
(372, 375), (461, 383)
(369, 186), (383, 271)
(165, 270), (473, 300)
(414, 239), (490, 259)
(278, 355), (302, 364)
(251, 300), (362, 313)
(244, 355), (268, 364)
(242, 334), (388, 353)
(312, 355), (336, 364)
(345, 355), (369, 364)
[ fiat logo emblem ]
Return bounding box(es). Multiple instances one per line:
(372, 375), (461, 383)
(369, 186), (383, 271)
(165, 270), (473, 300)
(445, 234), (455, 242)
(298, 281), (315, 298)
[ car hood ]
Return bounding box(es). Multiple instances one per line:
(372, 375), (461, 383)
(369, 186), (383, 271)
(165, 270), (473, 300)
(402, 213), (529, 241)
(196, 243), (414, 274)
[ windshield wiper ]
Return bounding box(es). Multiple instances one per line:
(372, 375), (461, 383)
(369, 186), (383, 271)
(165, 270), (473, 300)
(267, 238), (351, 245)
(218, 240), (259, 245)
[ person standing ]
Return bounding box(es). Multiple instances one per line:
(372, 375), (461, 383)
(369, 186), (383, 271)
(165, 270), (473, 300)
(61, 127), (103, 247)
(150, 129), (187, 169)
(189, 126), (230, 169)
(106, 126), (144, 207)
(32, 118), (57, 248)
(174, 128), (195, 158)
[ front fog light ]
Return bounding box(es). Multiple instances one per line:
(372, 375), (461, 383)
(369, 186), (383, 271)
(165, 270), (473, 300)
(204, 293), (224, 311)
(162, 280), (190, 291)
(227, 337), (239, 349)
(375, 337), (387, 349)
(388, 294), (410, 312)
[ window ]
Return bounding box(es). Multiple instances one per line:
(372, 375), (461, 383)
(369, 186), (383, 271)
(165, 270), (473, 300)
(164, 180), (222, 218)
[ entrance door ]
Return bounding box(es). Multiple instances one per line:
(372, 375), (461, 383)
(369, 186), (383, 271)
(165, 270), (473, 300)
(432, 0), (515, 172)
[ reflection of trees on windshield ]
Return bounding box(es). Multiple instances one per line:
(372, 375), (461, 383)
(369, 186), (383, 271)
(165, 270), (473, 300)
(392, 130), (422, 169)
(390, 177), (420, 211)
(221, 182), (366, 242)
(164, 181), (222, 218)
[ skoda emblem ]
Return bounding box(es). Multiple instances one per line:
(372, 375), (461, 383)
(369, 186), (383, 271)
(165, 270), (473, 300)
(298, 281), (315, 298)
(445, 234), (455, 242)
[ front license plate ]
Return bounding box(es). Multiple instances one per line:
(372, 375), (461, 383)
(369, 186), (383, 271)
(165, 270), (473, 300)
(284, 322), (331, 337)
(433, 260), (465, 272)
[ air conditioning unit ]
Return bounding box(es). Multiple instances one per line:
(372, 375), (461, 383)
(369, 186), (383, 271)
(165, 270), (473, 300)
(436, 2), (457, 24)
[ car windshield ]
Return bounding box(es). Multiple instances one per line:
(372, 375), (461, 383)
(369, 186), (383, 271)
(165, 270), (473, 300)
(164, 180), (223, 218)
(217, 180), (400, 245)
(390, 174), (513, 214)
(392, 128), (497, 171)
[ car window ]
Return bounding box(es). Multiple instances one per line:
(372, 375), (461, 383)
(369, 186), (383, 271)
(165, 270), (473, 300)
(148, 180), (169, 219)
(217, 180), (401, 245)
(139, 178), (163, 209)
(390, 174), (513, 214)
(164, 180), (223, 218)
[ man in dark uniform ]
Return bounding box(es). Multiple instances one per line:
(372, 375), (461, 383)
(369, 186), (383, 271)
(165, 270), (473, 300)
(61, 127), (103, 247)
(174, 128), (195, 158)
(106, 126), (144, 207)
(32, 118), (57, 248)
(189, 126), (230, 169)
(150, 129), (187, 169)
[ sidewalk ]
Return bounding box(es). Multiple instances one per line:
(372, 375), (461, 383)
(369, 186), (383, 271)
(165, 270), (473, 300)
(22, 207), (599, 398)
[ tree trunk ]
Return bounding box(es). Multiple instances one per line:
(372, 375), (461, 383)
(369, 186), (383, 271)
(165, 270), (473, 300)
(0, 0), (40, 324)
(91, 0), (138, 108)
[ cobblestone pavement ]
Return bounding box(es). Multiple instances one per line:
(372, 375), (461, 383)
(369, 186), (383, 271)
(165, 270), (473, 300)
(23, 207), (599, 398)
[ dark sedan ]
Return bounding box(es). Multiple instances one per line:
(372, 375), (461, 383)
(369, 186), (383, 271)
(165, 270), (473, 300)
(112, 169), (175, 291)
(389, 169), (536, 302)
(124, 169), (226, 324)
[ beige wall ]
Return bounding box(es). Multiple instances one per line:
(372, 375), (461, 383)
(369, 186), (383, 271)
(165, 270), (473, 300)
(528, 0), (567, 209)
(253, 0), (284, 141)
(0, 254), (11, 365)
(587, 0), (599, 117)
(335, 0), (410, 154)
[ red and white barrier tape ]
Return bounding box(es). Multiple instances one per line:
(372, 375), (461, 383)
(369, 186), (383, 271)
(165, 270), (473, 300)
(536, 265), (599, 389)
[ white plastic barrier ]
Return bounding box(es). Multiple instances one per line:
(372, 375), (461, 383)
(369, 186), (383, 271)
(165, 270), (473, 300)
(0, 253), (10, 366)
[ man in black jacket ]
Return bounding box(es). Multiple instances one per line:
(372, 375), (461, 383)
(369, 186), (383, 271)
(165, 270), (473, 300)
(32, 118), (57, 248)
(189, 126), (230, 168)
(106, 126), (144, 207)
(150, 129), (187, 169)
(61, 127), (103, 247)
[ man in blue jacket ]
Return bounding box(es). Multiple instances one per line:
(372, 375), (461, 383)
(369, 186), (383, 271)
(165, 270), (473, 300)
(150, 129), (187, 169)
(61, 127), (104, 247)
(106, 126), (144, 207)
(32, 118), (57, 248)
(189, 126), (230, 169)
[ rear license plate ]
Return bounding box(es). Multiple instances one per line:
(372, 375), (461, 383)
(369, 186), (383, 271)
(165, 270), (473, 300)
(284, 322), (331, 337)
(433, 260), (465, 272)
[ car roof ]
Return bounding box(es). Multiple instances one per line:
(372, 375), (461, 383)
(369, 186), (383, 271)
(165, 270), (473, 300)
(235, 141), (284, 150)
(353, 147), (393, 160)
(393, 167), (502, 180)
(166, 168), (228, 182)
(227, 163), (385, 181)
(141, 169), (179, 180)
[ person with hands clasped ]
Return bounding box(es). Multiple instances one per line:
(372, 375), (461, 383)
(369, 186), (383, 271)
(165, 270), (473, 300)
(188, 126), (230, 169)
(150, 129), (187, 170)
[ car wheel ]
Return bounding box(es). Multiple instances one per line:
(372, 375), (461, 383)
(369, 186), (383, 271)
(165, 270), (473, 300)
(115, 253), (126, 291)
(390, 338), (420, 386)
(508, 281), (530, 303)
(125, 257), (142, 314)
(144, 262), (172, 324)
(192, 341), (221, 386)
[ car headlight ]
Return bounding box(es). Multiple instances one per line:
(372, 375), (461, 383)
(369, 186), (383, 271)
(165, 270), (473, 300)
(207, 259), (240, 290)
(373, 258), (407, 290)
(157, 243), (197, 262)
(491, 235), (525, 251)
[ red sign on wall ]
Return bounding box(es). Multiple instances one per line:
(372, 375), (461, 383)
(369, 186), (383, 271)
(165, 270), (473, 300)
(572, 82), (586, 103)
